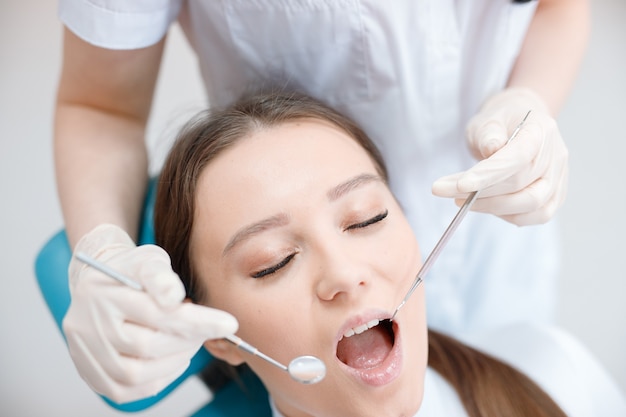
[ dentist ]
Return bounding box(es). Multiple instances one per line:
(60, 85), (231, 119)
(54, 0), (589, 404)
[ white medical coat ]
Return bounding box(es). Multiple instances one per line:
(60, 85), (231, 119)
(59, 0), (560, 335)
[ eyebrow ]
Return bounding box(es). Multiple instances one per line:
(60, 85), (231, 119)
(327, 173), (383, 202)
(223, 213), (290, 256)
(222, 173), (383, 256)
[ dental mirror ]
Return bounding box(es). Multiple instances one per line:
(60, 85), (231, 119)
(225, 334), (326, 384)
(390, 110), (532, 321)
(75, 252), (326, 385)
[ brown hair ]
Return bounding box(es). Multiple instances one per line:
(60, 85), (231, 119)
(154, 90), (566, 417)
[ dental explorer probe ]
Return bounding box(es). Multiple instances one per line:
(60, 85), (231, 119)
(74, 251), (326, 385)
(390, 110), (532, 322)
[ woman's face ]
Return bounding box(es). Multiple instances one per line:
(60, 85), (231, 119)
(191, 119), (427, 417)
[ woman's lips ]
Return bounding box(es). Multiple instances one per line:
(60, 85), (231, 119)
(335, 313), (402, 386)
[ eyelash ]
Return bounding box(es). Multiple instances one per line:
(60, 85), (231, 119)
(251, 210), (388, 279)
(252, 252), (296, 279)
(344, 209), (388, 231)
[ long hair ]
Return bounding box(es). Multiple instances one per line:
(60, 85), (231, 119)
(154, 90), (566, 417)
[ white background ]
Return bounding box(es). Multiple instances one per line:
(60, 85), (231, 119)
(1, 1), (624, 416)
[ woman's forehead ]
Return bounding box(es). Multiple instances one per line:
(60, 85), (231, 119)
(202, 119), (373, 180)
(191, 119), (380, 232)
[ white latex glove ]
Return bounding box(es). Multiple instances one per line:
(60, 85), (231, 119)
(62, 224), (238, 404)
(432, 87), (568, 226)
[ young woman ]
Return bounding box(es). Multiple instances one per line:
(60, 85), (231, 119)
(153, 91), (623, 417)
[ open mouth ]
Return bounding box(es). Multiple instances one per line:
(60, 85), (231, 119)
(336, 319), (395, 369)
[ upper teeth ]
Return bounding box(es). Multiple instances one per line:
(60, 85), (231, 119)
(343, 319), (380, 338)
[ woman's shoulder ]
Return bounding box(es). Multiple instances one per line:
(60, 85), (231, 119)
(460, 322), (626, 417)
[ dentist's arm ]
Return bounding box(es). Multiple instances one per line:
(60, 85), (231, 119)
(54, 27), (159, 247)
(433, 0), (590, 226)
(508, 0), (591, 114)
(54, 28), (238, 403)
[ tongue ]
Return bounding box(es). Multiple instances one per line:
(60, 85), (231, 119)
(337, 325), (393, 369)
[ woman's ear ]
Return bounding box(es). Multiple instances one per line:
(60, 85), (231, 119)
(204, 339), (245, 366)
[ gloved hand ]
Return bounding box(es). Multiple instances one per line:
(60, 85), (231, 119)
(432, 87), (568, 226)
(62, 224), (238, 404)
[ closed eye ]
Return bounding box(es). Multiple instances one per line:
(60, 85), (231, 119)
(251, 252), (296, 279)
(345, 209), (388, 231)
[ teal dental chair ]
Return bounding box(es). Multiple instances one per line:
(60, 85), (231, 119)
(34, 180), (272, 416)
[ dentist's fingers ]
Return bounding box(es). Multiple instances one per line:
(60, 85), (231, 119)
(451, 157), (568, 226)
(107, 301), (238, 357)
(66, 331), (195, 404)
(432, 87), (568, 226)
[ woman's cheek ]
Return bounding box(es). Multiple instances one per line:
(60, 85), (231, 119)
(387, 219), (420, 279)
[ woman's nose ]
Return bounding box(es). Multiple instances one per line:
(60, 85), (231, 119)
(314, 245), (369, 302)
